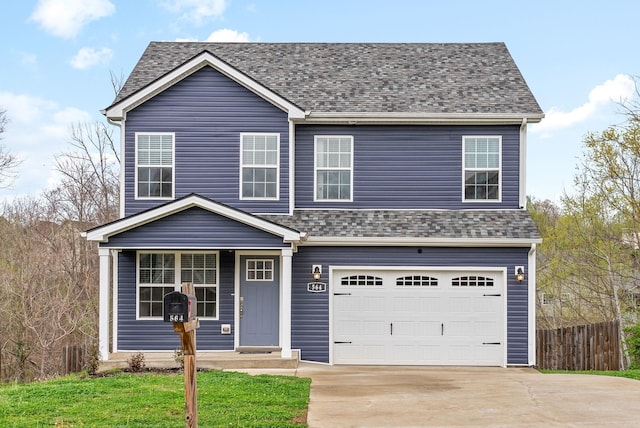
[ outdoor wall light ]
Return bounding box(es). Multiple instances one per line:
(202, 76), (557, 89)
(515, 266), (525, 283)
(312, 265), (322, 281)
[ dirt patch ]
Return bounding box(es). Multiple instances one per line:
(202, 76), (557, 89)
(291, 407), (307, 425)
(87, 367), (188, 378)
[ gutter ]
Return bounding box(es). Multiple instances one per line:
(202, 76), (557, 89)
(301, 236), (543, 247)
(300, 112), (545, 125)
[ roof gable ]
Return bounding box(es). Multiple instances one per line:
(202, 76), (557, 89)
(109, 42), (543, 123)
(84, 194), (303, 244)
(104, 51), (305, 121)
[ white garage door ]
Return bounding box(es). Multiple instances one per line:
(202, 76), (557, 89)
(332, 269), (505, 366)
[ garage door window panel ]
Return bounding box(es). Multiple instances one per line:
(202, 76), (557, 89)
(451, 276), (495, 287)
(340, 275), (383, 286)
(396, 275), (438, 287)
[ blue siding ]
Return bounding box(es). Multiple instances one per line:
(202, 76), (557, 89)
(103, 207), (288, 249)
(124, 67), (290, 216)
(291, 246), (530, 364)
(117, 250), (235, 351)
(295, 125), (521, 209)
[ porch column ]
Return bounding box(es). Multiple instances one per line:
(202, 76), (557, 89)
(99, 248), (111, 361)
(281, 248), (293, 358)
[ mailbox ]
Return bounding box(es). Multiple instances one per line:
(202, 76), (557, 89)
(163, 291), (197, 323)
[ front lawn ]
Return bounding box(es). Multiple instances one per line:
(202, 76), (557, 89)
(0, 370), (310, 427)
(540, 369), (640, 381)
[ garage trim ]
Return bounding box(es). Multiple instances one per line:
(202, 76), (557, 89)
(328, 265), (508, 366)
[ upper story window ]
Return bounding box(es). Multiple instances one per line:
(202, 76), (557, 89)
(314, 136), (353, 201)
(136, 133), (174, 199)
(463, 136), (501, 202)
(241, 133), (279, 200)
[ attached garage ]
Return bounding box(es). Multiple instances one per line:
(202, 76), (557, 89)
(331, 268), (506, 366)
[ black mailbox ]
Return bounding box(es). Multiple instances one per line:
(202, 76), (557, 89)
(163, 291), (197, 323)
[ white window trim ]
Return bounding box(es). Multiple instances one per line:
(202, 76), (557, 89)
(313, 135), (354, 202)
(134, 132), (175, 200)
(136, 251), (220, 320)
(239, 132), (280, 201)
(461, 135), (502, 203)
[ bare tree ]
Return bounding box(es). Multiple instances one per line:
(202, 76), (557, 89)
(110, 69), (126, 96)
(53, 121), (120, 225)
(0, 108), (20, 187)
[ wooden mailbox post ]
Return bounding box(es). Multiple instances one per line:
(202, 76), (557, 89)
(164, 283), (200, 428)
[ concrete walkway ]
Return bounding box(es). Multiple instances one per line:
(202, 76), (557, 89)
(291, 364), (640, 427)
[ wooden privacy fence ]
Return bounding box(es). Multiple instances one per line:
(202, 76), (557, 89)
(62, 345), (86, 375)
(536, 320), (620, 371)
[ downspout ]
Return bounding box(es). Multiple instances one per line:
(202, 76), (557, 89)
(519, 118), (528, 209)
(528, 243), (537, 367)
(105, 115), (125, 219)
(289, 120), (295, 215)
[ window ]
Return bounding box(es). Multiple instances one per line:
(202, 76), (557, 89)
(136, 133), (174, 199)
(181, 253), (218, 318)
(241, 133), (279, 199)
(463, 136), (501, 201)
(315, 136), (353, 201)
(138, 253), (175, 318)
(396, 275), (438, 287)
(137, 252), (218, 319)
(340, 275), (383, 287)
(246, 259), (274, 281)
(541, 293), (555, 306)
(451, 276), (495, 287)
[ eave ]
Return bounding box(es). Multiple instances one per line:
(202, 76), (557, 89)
(299, 111), (545, 125)
(301, 236), (542, 247)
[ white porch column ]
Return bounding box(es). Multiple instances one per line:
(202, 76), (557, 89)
(281, 248), (293, 358)
(98, 248), (111, 361)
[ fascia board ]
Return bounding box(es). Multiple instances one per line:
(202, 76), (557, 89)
(85, 195), (302, 243)
(300, 112), (545, 125)
(104, 52), (305, 120)
(301, 236), (542, 247)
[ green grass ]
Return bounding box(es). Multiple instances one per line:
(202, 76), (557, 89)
(0, 370), (310, 427)
(540, 369), (640, 381)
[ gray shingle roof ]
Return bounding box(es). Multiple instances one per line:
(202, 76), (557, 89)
(260, 209), (540, 241)
(112, 42), (542, 116)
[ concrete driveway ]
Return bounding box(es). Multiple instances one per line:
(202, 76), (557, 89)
(295, 364), (640, 427)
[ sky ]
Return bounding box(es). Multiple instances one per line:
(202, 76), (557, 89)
(1, 0), (639, 204)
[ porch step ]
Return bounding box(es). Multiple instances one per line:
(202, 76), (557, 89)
(98, 350), (299, 372)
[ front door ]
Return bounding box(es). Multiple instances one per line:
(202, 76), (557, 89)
(239, 256), (279, 346)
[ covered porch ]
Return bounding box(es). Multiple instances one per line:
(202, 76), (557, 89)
(83, 195), (304, 365)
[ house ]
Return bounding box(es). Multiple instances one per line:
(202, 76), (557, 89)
(84, 42), (543, 367)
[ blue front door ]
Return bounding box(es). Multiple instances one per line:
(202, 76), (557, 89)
(239, 256), (279, 346)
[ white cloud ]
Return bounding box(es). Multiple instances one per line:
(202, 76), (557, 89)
(30, 0), (115, 39)
(532, 74), (636, 135)
(0, 92), (94, 198)
(70, 47), (113, 70)
(205, 28), (250, 42)
(162, 0), (226, 25)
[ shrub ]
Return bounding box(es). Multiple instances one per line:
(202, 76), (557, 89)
(173, 348), (184, 369)
(127, 352), (146, 372)
(624, 322), (640, 369)
(86, 344), (100, 376)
